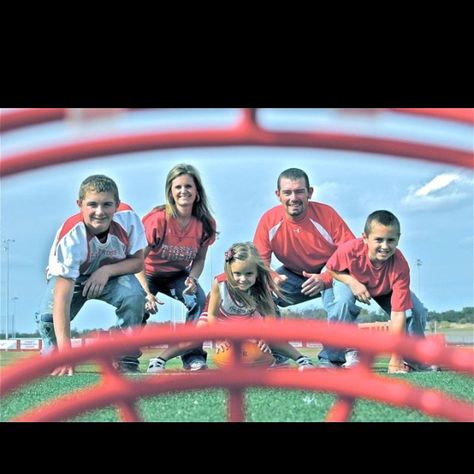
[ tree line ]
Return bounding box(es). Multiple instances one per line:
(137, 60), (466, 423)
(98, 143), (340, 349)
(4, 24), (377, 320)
(281, 306), (474, 324)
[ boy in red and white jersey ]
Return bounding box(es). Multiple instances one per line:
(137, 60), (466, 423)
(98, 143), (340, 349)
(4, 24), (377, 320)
(36, 175), (147, 376)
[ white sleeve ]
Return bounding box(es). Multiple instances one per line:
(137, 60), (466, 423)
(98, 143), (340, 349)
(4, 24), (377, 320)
(114, 209), (147, 256)
(47, 224), (88, 279)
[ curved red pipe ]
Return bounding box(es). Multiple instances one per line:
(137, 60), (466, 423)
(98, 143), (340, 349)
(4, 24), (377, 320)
(0, 108), (67, 132)
(2, 108), (472, 133)
(1, 126), (472, 177)
(390, 108), (473, 125)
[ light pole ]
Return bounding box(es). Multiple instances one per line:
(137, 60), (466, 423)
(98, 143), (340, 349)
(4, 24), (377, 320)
(11, 296), (19, 339)
(415, 258), (422, 296)
(2, 239), (15, 339)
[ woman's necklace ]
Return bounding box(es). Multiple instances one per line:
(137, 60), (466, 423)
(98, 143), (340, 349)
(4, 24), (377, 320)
(175, 215), (192, 242)
(177, 216), (192, 230)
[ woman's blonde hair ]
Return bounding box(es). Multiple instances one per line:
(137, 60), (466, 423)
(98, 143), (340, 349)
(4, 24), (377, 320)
(224, 242), (283, 317)
(157, 163), (215, 242)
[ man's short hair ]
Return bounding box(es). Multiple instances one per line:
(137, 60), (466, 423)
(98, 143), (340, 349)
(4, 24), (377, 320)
(277, 168), (310, 190)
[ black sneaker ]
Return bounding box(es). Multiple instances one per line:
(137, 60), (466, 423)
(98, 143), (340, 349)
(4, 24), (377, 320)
(317, 358), (343, 368)
(272, 353), (291, 367)
(403, 361), (441, 372)
(184, 357), (208, 371)
(116, 363), (141, 374)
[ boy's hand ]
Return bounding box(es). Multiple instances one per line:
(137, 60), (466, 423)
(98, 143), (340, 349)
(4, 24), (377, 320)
(301, 271), (324, 296)
(349, 281), (371, 304)
(145, 293), (164, 314)
(82, 267), (111, 299)
(51, 365), (74, 376)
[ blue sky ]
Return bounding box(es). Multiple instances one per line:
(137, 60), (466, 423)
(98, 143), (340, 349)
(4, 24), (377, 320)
(1, 108), (473, 335)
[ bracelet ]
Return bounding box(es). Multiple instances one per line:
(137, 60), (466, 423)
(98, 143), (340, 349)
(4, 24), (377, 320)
(188, 276), (198, 284)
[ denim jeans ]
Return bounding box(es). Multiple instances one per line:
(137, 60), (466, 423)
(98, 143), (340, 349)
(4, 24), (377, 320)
(320, 279), (427, 364)
(373, 289), (427, 368)
(36, 274), (146, 368)
(274, 266), (360, 363)
(142, 271), (207, 367)
(374, 291), (427, 337)
(318, 280), (361, 363)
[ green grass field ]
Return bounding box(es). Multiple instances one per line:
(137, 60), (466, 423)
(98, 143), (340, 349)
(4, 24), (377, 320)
(1, 347), (473, 422)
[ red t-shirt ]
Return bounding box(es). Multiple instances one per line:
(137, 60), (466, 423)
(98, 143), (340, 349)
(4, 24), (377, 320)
(142, 209), (216, 275)
(326, 238), (413, 312)
(253, 201), (354, 288)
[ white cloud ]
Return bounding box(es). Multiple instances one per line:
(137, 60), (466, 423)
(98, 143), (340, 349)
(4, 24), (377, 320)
(402, 171), (474, 211)
(414, 173), (460, 197)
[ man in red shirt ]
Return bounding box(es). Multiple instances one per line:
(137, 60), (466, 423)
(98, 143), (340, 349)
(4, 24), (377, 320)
(326, 210), (433, 372)
(253, 168), (356, 367)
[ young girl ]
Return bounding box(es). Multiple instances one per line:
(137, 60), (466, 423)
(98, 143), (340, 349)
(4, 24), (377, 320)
(147, 242), (314, 372)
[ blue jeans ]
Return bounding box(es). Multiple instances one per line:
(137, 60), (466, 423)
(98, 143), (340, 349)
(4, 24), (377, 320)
(320, 279), (427, 363)
(143, 271), (207, 367)
(36, 274), (146, 368)
(274, 267), (359, 363)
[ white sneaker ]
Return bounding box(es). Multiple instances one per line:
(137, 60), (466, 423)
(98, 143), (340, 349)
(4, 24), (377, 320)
(342, 350), (360, 368)
(296, 356), (315, 371)
(147, 357), (166, 373)
(188, 358), (208, 371)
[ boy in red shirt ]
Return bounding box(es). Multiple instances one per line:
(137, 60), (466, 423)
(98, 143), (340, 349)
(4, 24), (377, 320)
(326, 210), (434, 372)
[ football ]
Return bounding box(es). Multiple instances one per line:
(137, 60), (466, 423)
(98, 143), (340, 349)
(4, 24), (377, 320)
(212, 341), (275, 368)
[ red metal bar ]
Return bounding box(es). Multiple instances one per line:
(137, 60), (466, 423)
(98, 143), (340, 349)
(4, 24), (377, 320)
(3, 108), (471, 133)
(10, 363), (473, 422)
(326, 396), (356, 422)
(0, 108), (67, 132)
(2, 127), (472, 178)
(390, 108), (473, 125)
(1, 320), (473, 422)
(229, 388), (245, 422)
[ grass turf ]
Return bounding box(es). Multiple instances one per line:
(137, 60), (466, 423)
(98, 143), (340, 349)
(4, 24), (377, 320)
(1, 348), (472, 422)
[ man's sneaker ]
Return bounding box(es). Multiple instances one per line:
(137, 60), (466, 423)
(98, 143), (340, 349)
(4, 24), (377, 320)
(116, 362), (141, 374)
(296, 356), (315, 371)
(147, 357), (166, 373)
(403, 361), (441, 372)
(186, 358), (208, 371)
(317, 358), (343, 368)
(342, 350), (360, 368)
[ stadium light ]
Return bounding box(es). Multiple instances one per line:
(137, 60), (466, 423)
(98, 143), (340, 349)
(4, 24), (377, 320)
(416, 259), (422, 296)
(2, 239), (15, 340)
(11, 296), (19, 339)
